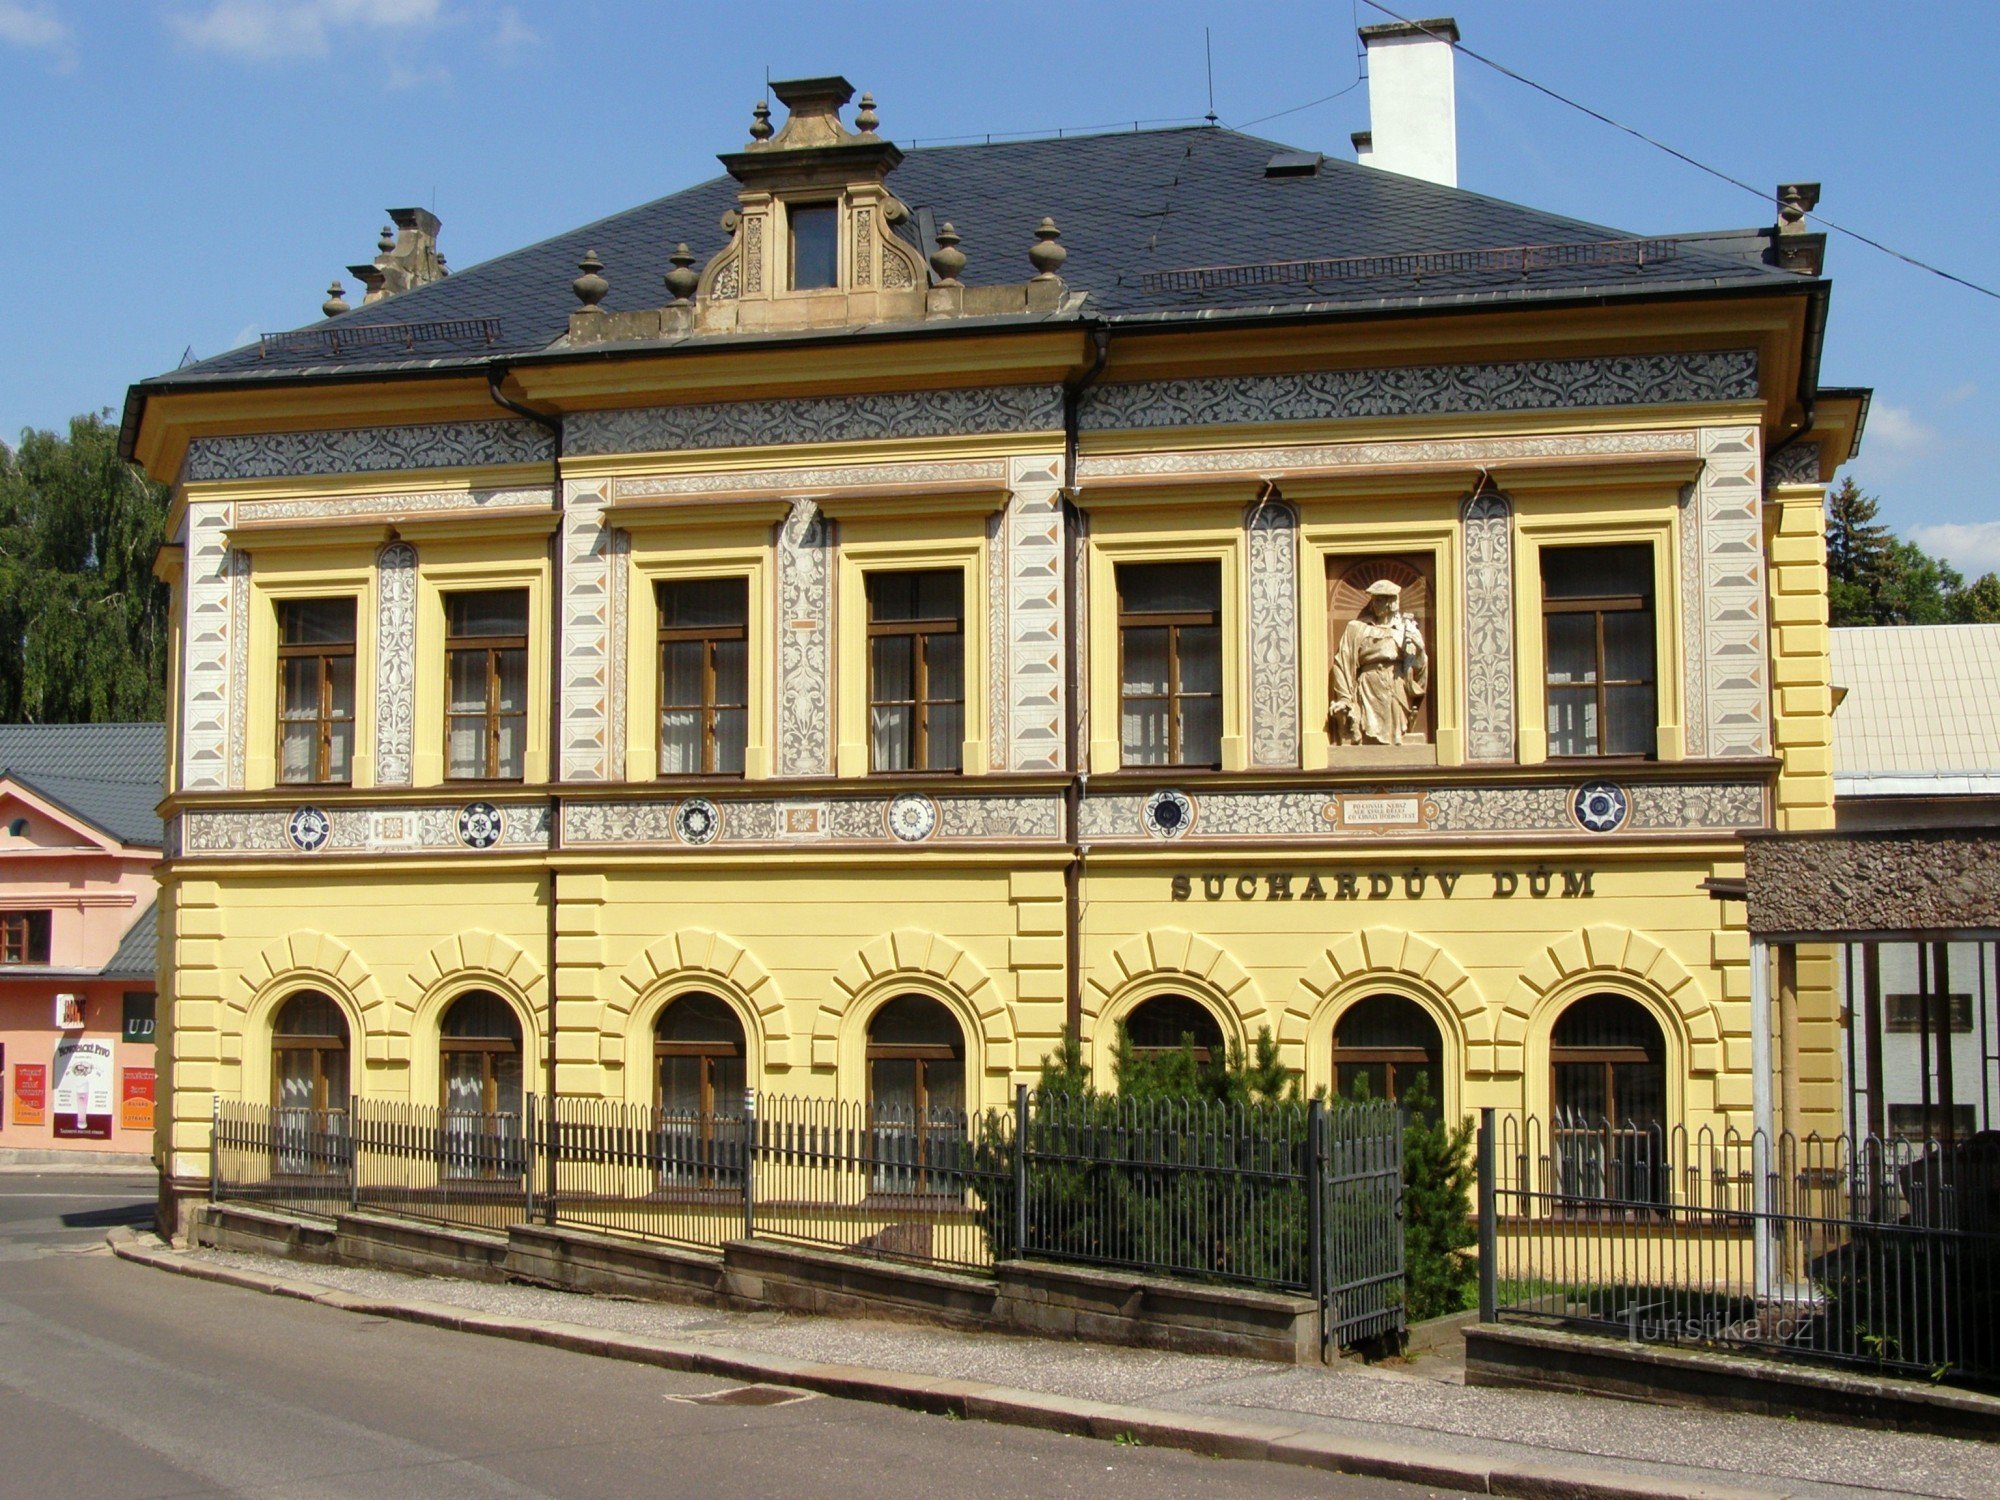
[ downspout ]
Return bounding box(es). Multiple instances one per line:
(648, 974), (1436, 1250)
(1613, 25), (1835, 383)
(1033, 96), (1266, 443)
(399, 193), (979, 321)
(487, 363), (563, 1223)
(1060, 326), (1110, 1043)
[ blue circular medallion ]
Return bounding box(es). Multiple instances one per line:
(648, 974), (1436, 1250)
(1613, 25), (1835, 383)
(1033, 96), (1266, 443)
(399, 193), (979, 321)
(457, 801), (505, 849)
(1572, 782), (1630, 834)
(287, 805), (331, 853)
(1143, 788), (1195, 840)
(675, 798), (720, 846)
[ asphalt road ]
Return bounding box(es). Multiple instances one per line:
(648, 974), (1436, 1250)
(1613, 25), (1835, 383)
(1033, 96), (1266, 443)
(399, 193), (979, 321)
(0, 1173), (1449, 1499)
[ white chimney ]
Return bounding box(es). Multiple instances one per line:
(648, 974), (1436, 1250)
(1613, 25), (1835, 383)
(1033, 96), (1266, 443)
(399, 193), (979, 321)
(1355, 16), (1459, 188)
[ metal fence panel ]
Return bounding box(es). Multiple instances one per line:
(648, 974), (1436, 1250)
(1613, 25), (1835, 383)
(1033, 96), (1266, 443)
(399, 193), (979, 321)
(350, 1097), (529, 1234)
(1481, 1111), (2000, 1388)
(1320, 1098), (1406, 1352)
(212, 1099), (352, 1221)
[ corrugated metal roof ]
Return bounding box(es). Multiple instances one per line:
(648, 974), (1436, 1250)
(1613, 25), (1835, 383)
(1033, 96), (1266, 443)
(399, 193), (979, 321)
(0, 723), (164, 846)
(1830, 624), (2000, 783)
(142, 126), (1806, 388)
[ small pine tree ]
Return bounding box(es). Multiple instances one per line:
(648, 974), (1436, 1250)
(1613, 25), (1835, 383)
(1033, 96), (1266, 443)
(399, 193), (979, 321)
(1825, 477), (1894, 626)
(1395, 1073), (1478, 1322)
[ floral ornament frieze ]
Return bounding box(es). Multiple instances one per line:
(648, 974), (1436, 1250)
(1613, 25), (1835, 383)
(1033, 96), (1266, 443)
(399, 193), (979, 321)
(184, 421), (554, 483)
(1081, 350), (1758, 432)
(180, 802), (552, 856)
(568, 385), (1065, 457)
(561, 792), (1062, 847)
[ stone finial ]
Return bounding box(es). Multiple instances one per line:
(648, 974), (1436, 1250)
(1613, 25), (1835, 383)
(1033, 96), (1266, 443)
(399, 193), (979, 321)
(749, 99), (774, 142)
(1776, 182), (1820, 234)
(1028, 217), (1066, 280)
(322, 280), (350, 318)
(572, 249), (609, 309)
(930, 222), (965, 285)
(855, 92), (879, 134)
(664, 243), (699, 301)
(378, 224), (395, 253)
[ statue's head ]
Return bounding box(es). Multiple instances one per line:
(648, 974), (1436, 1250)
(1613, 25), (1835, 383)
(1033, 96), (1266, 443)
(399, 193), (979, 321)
(1364, 579), (1400, 617)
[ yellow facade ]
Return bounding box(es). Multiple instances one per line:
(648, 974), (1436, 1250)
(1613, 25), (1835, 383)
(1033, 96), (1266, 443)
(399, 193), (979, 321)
(128, 92), (1864, 1205)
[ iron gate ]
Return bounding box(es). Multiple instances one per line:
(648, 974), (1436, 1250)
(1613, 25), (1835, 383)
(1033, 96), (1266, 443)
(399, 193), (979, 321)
(1317, 1097), (1406, 1355)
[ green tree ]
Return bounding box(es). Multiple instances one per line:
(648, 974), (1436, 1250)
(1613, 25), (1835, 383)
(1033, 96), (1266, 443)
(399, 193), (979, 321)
(1949, 570), (2000, 624)
(1825, 476), (1895, 626)
(1392, 1074), (1478, 1321)
(0, 412), (171, 722)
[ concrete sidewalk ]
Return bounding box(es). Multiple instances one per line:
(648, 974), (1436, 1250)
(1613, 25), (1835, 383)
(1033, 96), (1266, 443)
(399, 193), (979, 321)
(111, 1230), (1990, 1500)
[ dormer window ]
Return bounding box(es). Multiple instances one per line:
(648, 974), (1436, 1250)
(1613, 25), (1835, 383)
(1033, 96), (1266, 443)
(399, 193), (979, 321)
(789, 202), (838, 290)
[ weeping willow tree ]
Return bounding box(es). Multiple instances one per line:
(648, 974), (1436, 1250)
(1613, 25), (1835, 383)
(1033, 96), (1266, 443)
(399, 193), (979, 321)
(0, 412), (170, 723)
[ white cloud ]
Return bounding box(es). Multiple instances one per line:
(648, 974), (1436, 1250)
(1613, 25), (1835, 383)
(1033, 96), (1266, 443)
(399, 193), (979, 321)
(1866, 403), (1935, 455)
(1941, 381), (1978, 407)
(168, 0), (444, 62)
(0, 1), (77, 68)
(490, 5), (537, 51)
(1909, 521), (2000, 577)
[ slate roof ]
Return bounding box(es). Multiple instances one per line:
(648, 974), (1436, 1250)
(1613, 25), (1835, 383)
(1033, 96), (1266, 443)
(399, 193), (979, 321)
(137, 126), (1811, 390)
(0, 723), (165, 847)
(1830, 625), (2000, 793)
(99, 899), (158, 981)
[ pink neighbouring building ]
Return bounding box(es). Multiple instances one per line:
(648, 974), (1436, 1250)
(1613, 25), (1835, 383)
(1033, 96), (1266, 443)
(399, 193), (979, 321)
(0, 724), (162, 1163)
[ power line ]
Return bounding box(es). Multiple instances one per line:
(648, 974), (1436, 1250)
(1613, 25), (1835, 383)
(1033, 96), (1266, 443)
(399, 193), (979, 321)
(1358, 1), (2000, 304)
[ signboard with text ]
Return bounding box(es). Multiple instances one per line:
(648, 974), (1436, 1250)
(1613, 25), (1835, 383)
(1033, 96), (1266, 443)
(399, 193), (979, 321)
(51, 1036), (113, 1140)
(14, 1064), (47, 1127)
(120, 1067), (155, 1132)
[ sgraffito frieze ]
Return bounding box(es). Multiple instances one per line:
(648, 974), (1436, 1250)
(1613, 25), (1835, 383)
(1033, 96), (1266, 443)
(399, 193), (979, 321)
(569, 385), (1065, 457)
(185, 420), (552, 482)
(1082, 351), (1758, 432)
(776, 498), (833, 778)
(1080, 428), (1697, 483)
(1460, 491), (1516, 762)
(613, 457), (1009, 501)
(232, 487), (552, 523)
(561, 792), (1062, 847)
(1764, 441), (1823, 489)
(373, 542), (418, 785)
(181, 802), (552, 856)
(1246, 497), (1301, 768)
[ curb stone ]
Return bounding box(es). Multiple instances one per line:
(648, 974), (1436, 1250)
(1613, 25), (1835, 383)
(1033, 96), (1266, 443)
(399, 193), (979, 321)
(106, 1227), (1792, 1500)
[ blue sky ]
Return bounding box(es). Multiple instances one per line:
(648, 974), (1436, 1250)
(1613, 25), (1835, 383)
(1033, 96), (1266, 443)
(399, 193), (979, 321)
(2, 0), (1995, 571)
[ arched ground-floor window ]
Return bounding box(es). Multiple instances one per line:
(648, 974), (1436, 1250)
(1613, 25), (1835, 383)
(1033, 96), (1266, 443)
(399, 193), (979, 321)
(272, 990), (349, 1175)
(440, 990), (525, 1178)
(1122, 994), (1226, 1064)
(655, 993), (746, 1186)
(1550, 994), (1668, 1209)
(866, 995), (965, 1193)
(1332, 994), (1444, 1119)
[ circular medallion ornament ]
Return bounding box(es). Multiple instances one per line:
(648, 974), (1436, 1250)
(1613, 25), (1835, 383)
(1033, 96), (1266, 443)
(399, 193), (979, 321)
(1572, 782), (1631, 834)
(456, 801), (505, 849)
(287, 805), (331, 853)
(886, 792), (938, 843)
(674, 797), (721, 846)
(1143, 788), (1195, 840)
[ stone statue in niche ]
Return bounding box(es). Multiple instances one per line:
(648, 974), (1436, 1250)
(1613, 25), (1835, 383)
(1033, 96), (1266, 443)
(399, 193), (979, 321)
(1330, 580), (1429, 746)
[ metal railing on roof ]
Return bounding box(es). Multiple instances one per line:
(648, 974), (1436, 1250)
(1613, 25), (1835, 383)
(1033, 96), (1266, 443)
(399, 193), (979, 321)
(1138, 237), (1683, 296)
(258, 317), (504, 360)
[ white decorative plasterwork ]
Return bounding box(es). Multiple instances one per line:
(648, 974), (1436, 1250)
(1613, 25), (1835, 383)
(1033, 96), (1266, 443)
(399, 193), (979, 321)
(559, 481), (613, 781)
(374, 541), (418, 785)
(568, 386), (1065, 457)
(1004, 457), (1066, 772)
(1684, 428), (1768, 758)
(227, 548), (250, 787)
(184, 420), (552, 482)
(777, 498), (833, 778)
(1246, 496), (1300, 768)
(1080, 428), (1697, 484)
(233, 486), (552, 524)
(1765, 441), (1823, 489)
(614, 457), (1009, 501)
(1460, 490), (1516, 762)
(181, 500), (233, 791)
(986, 506), (1007, 770)
(562, 792), (1061, 847)
(1082, 351), (1758, 432)
(183, 802), (552, 856)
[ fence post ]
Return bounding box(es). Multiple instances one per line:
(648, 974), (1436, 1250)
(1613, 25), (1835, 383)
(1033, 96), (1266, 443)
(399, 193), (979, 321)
(742, 1087), (757, 1241)
(1306, 1097), (1325, 1356)
(543, 1087), (558, 1227)
(1013, 1083), (1029, 1261)
(522, 1092), (537, 1223)
(348, 1101), (360, 1213)
(1477, 1108), (1497, 1323)
(208, 1093), (220, 1204)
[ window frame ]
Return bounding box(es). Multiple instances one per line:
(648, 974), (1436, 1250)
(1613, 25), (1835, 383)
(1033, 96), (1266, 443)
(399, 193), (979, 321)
(656, 577), (750, 777)
(785, 199), (841, 292)
(275, 596), (358, 786)
(443, 589), (531, 783)
(1539, 547), (1658, 761)
(1116, 561), (1224, 771)
(0, 910), (51, 965)
(865, 569), (966, 775)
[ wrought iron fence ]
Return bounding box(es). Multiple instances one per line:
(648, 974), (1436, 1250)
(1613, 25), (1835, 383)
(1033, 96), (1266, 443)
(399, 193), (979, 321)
(1478, 1111), (2000, 1388)
(212, 1099), (353, 1220)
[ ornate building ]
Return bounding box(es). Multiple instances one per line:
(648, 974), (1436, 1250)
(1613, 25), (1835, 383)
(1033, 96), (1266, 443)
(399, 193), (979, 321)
(126, 45), (1870, 1219)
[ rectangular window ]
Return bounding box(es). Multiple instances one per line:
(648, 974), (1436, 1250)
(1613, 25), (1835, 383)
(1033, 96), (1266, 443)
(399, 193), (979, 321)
(1888, 1103), (1977, 1141)
(1884, 992), (1974, 1033)
(0, 911), (51, 965)
(277, 597), (356, 784)
(1542, 544), (1657, 758)
(1118, 561), (1222, 768)
(789, 202), (838, 290)
(445, 589), (530, 781)
(657, 578), (749, 775)
(867, 570), (964, 773)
